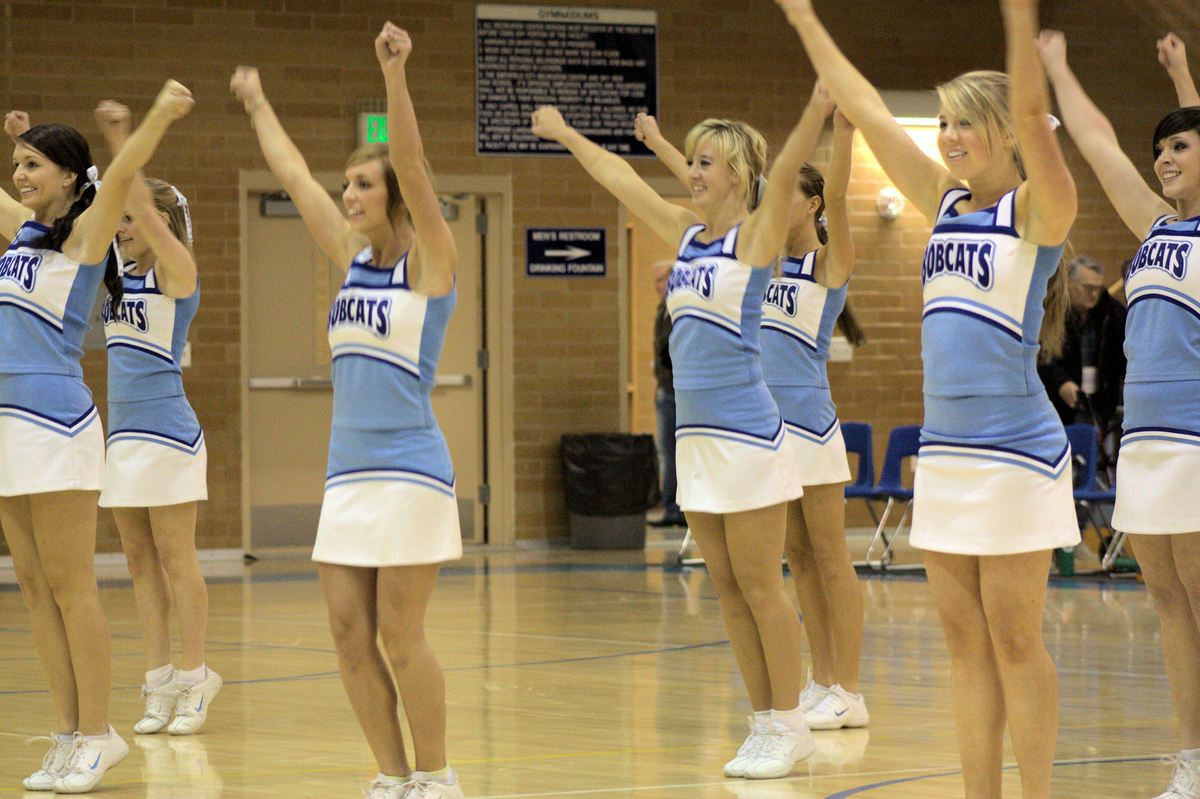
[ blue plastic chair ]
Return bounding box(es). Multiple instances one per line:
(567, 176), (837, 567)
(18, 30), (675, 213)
(1064, 423), (1122, 570)
(841, 422), (880, 526)
(863, 425), (922, 570)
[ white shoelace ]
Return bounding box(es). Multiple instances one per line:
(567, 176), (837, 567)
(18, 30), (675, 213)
(1163, 756), (1200, 797)
(25, 735), (73, 774)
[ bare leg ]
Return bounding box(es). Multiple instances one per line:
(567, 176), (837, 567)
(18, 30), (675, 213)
(377, 563), (446, 772)
(724, 502), (804, 708)
(924, 551), (1004, 799)
(0, 495), (78, 733)
(30, 491), (110, 735)
(1132, 532), (1200, 751)
(784, 499), (835, 686)
(689, 511), (771, 710)
(113, 507), (173, 671)
(798, 482), (863, 692)
(149, 503), (206, 671)
(318, 563), (407, 776)
(979, 550), (1058, 799)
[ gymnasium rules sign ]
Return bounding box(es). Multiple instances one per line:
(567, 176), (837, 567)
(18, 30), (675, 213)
(476, 4), (657, 156)
(526, 228), (606, 277)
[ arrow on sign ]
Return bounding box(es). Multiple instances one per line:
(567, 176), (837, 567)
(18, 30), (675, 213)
(544, 246), (591, 260)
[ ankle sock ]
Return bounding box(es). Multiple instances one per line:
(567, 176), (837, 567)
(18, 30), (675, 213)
(771, 704), (807, 732)
(146, 664), (174, 688)
(177, 665), (206, 685)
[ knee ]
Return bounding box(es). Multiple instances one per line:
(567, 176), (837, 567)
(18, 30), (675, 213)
(156, 545), (198, 582)
(378, 617), (425, 671)
(784, 536), (813, 568)
(14, 565), (54, 614)
(326, 607), (376, 656)
(939, 615), (992, 660)
(1146, 579), (1193, 619)
(988, 624), (1043, 665)
(121, 535), (162, 578)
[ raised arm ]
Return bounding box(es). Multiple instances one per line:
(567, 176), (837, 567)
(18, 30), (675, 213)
(377, 22), (455, 297)
(816, 107), (855, 288)
(92, 101), (194, 296)
(1159, 33), (1200, 107)
(68, 80), (194, 266)
(739, 82), (835, 267)
(1038, 30), (1172, 239)
(0, 111), (35, 238)
(634, 113), (690, 190)
(531, 105), (697, 246)
(1005, 0), (1076, 246)
(774, 0), (950, 222)
(230, 66), (356, 268)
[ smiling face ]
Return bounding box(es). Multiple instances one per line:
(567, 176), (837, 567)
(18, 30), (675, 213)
(12, 142), (76, 221)
(342, 157), (394, 234)
(1155, 130), (1200, 204)
(687, 137), (738, 212)
(937, 110), (994, 181)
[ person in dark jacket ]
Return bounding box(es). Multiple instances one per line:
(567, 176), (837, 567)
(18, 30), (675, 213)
(1038, 254), (1126, 434)
(650, 259), (685, 527)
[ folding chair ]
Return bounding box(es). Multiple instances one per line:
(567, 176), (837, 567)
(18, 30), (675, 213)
(861, 425), (922, 571)
(841, 422), (880, 527)
(1063, 423), (1127, 572)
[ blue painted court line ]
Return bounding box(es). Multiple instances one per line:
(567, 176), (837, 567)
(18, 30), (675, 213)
(823, 754), (1162, 797)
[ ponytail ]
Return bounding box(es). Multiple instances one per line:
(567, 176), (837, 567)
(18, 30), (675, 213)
(835, 298), (866, 347)
(1038, 243), (1072, 361)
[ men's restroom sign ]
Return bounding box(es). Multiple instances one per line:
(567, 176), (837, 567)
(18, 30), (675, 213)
(526, 228), (606, 276)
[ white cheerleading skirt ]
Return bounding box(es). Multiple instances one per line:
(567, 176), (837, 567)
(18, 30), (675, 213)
(100, 433), (208, 507)
(0, 404), (105, 496)
(1112, 436), (1200, 534)
(312, 470), (463, 567)
(910, 444), (1079, 555)
(674, 383), (805, 514)
(1112, 380), (1200, 534)
(769, 384), (852, 487)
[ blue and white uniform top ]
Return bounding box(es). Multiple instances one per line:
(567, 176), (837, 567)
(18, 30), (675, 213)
(327, 246), (455, 438)
(1124, 213), (1200, 384)
(103, 262), (199, 401)
(921, 187), (1063, 398)
(0, 220), (105, 378)
(761, 248), (848, 388)
(665, 223), (773, 390)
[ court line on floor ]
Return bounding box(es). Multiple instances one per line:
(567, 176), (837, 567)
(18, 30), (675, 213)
(823, 754), (1162, 798)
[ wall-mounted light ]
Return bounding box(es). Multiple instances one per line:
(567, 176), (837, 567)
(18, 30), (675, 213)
(877, 187), (905, 220)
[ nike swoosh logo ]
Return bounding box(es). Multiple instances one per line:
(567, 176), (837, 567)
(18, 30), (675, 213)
(196, 696), (204, 712)
(90, 753), (101, 770)
(835, 709), (848, 717)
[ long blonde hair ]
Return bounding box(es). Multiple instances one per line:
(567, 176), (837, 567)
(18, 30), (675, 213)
(1038, 242), (1073, 361)
(936, 70), (1023, 179)
(683, 119), (767, 212)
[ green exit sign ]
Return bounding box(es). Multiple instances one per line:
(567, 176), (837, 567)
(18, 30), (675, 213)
(357, 112), (388, 145)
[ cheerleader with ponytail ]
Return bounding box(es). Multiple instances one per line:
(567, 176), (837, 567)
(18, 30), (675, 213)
(83, 101), (218, 739)
(0, 81), (193, 794)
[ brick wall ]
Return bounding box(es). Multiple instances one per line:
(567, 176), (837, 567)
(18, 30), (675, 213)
(0, 0), (1191, 551)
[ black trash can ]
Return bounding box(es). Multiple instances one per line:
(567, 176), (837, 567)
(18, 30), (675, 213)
(561, 433), (661, 549)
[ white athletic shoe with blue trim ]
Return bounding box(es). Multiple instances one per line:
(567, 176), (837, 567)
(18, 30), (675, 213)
(53, 726), (129, 794)
(168, 668), (223, 735)
(805, 684), (869, 730)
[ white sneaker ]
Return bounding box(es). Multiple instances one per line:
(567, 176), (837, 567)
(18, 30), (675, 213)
(805, 685), (869, 730)
(406, 768), (465, 798)
(53, 726), (129, 794)
(22, 734), (74, 791)
(363, 774), (412, 798)
(723, 715), (770, 777)
(1155, 756), (1200, 799)
(798, 673), (830, 714)
(135, 677), (181, 734)
(168, 669), (222, 735)
(743, 721), (815, 779)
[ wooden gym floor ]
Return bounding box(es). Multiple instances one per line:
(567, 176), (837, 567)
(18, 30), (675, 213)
(0, 530), (1176, 798)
